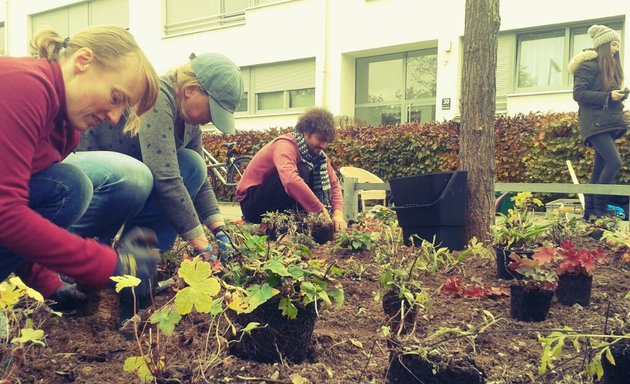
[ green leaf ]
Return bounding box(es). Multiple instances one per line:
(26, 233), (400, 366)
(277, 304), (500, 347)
(149, 306), (182, 336)
(278, 298), (298, 319)
(605, 347), (616, 365)
(242, 322), (260, 334)
(243, 283), (279, 313)
(300, 281), (317, 303)
(11, 328), (45, 346)
(209, 297), (224, 316)
(288, 265), (308, 279)
(175, 259), (221, 315)
(110, 275), (141, 293)
(265, 259), (290, 276)
(123, 356), (154, 384)
(328, 287), (345, 307)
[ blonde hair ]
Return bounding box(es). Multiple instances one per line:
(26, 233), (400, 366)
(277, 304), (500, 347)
(167, 62), (203, 124)
(30, 25), (159, 134)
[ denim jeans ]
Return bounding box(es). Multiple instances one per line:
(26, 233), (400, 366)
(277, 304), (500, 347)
(123, 148), (208, 251)
(0, 162), (93, 283)
(68, 149), (209, 252)
(587, 132), (622, 214)
(65, 151), (154, 245)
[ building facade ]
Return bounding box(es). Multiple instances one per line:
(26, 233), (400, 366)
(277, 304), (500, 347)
(1, 0), (627, 131)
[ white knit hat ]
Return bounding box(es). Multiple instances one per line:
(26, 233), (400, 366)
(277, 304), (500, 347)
(588, 25), (620, 48)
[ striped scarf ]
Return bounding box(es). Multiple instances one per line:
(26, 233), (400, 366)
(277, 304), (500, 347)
(294, 130), (332, 208)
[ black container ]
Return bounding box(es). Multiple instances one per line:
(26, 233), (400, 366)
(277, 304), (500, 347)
(602, 339), (630, 384)
(402, 226), (466, 249)
(229, 299), (317, 363)
(556, 274), (592, 306)
(510, 285), (554, 322)
(386, 351), (486, 384)
(390, 171), (468, 250)
(494, 247), (534, 280)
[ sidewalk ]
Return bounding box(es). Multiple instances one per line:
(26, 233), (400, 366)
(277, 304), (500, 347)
(218, 201), (244, 222)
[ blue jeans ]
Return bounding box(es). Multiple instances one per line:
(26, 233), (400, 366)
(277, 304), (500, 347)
(124, 149), (209, 251)
(68, 149), (209, 252)
(65, 151), (154, 245)
(588, 133), (622, 214)
(0, 162), (93, 282)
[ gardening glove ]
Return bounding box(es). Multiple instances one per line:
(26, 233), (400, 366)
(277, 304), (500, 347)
(194, 243), (215, 261)
(114, 227), (160, 327)
(49, 282), (88, 314)
(214, 229), (235, 264)
(332, 210), (348, 232)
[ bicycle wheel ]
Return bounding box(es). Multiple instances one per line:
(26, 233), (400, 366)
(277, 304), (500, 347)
(227, 156), (252, 186)
(207, 167), (218, 190)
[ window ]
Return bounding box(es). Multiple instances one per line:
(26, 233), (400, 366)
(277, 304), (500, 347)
(31, 0), (129, 37)
(236, 92), (248, 113)
(237, 59), (316, 114)
(163, 0), (247, 37)
(355, 49), (437, 126)
(508, 22), (623, 93)
(0, 22), (5, 56)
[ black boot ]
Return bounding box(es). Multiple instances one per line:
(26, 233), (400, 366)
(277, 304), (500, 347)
(592, 194), (613, 217)
(583, 194), (595, 220)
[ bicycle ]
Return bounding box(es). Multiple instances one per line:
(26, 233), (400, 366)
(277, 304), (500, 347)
(203, 142), (252, 191)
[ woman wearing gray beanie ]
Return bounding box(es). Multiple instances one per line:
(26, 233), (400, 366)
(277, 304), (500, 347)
(568, 24), (628, 219)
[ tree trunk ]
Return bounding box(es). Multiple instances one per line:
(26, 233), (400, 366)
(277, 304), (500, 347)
(459, 0), (500, 243)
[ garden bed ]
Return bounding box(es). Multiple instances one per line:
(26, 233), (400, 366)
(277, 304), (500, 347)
(5, 222), (630, 384)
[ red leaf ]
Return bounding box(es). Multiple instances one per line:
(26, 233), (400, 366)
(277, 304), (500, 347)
(439, 276), (463, 297)
(462, 286), (485, 299)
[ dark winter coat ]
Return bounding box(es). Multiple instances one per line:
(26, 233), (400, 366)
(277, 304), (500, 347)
(568, 50), (628, 145)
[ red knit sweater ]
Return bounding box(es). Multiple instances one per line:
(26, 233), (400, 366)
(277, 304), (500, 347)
(0, 57), (117, 297)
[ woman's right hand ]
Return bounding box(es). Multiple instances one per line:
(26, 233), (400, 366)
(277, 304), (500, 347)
(611, 89), (628, 101)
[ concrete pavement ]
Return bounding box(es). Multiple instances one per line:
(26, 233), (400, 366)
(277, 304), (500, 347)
(217, 201), (244, 222)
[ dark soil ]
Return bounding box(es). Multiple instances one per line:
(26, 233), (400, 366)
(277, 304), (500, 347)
(4, 226), (630, 384)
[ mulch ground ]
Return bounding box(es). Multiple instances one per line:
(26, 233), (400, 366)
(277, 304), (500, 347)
(3, 224), (630, 384)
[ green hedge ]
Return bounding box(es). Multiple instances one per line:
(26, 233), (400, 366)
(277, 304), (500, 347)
(202, 111), (630, 186)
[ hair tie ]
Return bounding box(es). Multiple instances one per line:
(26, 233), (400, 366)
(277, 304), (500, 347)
(189, 52), (197, 61)
(62, 37), (70, 48)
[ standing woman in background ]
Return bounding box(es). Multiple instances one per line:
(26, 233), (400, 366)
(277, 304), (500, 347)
(68, 52), (243, 263)
(569, 24), (628, 219)
(0, 26), (161, 310)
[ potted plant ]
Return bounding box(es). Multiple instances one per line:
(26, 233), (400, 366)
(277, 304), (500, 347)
(261, 211), (335, 245)
(492, 192), (549, 280)
(223, 232), (344, 363)
(552, 239), (607, 306)
(375, 220), (428, 336)
(507, 248), (557, 322)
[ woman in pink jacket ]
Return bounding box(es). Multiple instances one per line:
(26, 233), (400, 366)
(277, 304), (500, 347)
(237, 108), (347, 232)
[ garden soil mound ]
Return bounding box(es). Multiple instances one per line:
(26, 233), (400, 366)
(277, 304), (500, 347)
(9, 232), (630, 384)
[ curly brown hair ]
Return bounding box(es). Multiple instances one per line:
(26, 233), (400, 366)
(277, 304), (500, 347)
(294, 107), (336, 142)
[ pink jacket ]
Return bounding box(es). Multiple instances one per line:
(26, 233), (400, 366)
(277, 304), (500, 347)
(236, 134), (343, 213)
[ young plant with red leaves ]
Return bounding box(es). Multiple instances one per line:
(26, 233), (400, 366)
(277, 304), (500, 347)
(507, 247), (557, 291)
(555, 239), (608, 276)
(439, 276), (509, 299)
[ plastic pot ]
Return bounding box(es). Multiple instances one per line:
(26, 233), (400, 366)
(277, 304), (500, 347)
(510, 284), (554, 322)
(556, 273), (592, 306)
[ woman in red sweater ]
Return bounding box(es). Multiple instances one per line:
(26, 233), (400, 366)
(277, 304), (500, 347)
(0, 26), (160, 311)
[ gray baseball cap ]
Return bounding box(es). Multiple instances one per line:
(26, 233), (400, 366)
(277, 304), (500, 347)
(191, 53), (243, 134)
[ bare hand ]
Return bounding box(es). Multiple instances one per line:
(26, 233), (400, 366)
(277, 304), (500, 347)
(611, 89), (628, 101)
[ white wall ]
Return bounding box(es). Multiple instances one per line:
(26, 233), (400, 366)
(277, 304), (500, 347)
(5, 0), (630, 130)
